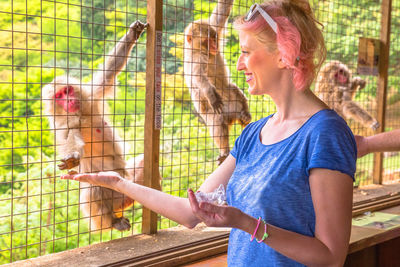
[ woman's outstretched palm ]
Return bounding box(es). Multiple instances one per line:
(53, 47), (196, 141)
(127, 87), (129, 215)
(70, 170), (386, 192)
(61, 171), (124, 190)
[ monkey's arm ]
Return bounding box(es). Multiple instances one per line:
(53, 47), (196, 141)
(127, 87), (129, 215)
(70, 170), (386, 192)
(209, 0), (234, 36)
(58, 128), (85, 170)
(192, 61), (223, 113)
(342, 101), (379, 130)
(94, 21), (148, 97)
(349, 76), (366, 97)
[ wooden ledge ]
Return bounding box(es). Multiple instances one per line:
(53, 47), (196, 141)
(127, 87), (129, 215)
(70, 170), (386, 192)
(349, 204), (400, 254)
(6, 184), (400, 267)
(4, 225), (230, 267)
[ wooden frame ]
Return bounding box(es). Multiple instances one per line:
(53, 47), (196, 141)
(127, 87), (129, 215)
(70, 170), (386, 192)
(143, 0), (163, 234)
(373, 0), (392, 184)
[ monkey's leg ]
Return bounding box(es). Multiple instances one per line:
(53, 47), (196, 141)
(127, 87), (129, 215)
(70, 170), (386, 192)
(190, 58), (224, 114)
(125, 154), (146, 185)
(342, 101), (380, 130)
(204, 113), (230, 165)
(58, 129), (85, 170)
(80, 184), (131, 231)
(227, 83), (251, 126)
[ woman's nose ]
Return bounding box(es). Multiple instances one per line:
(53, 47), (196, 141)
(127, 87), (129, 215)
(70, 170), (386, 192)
(236, 56), (245, 71)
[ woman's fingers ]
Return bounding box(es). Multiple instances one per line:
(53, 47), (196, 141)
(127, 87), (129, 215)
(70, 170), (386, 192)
(199, 202), (223, 214)
(61, 173), (97, 182)
(188, 189), (214, 220)
(188, 189), (227, 227)
(60, 174), (78, 180)
(187, 189), (200, 212)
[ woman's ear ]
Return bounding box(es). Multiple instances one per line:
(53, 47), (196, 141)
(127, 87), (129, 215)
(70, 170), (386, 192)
(277, 57), (288, 69)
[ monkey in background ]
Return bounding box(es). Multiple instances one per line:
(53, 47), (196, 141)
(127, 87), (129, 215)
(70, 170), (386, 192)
(315, 60), (379, 130)
(42, 21), (155, 231)
(184, 0), (252, 165)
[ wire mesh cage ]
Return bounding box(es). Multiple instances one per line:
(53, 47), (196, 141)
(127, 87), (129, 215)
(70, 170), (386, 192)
(0, 0), (148, 262)
(311, 0), (382, 186)
(0, 0), (399, 264)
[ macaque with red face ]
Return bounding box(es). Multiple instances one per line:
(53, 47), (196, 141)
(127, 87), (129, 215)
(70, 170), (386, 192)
(42, 21), (157, 231)
(315, 60), (379, 130)
(183, 0), (251, 165)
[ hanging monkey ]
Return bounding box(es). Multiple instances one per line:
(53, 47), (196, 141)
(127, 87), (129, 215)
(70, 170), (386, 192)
(315, 60), (379, 130)
(184, 0), (252, 165)
(42, 21), (157, 231)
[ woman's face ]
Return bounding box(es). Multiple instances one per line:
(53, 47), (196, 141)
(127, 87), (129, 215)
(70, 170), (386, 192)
(236, 30), (283, 95)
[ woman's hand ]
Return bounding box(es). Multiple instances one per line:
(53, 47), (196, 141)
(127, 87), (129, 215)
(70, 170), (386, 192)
(61, 171), (124, 191)
(187, 188), (245, 228)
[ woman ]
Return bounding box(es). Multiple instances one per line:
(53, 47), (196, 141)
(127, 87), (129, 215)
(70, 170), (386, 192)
(62, 0), (356, 266)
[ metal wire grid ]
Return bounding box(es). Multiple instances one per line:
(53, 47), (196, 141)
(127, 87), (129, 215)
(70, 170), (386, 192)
(158, 0), (272, 230)
(0, 0), (398, 264)
(158, 0), (399, 229)
(0, 0), (147, 263)
(311, 0), (384, 186)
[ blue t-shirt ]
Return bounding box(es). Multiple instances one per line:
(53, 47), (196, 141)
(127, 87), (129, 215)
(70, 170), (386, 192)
(227, 109), (356, 266)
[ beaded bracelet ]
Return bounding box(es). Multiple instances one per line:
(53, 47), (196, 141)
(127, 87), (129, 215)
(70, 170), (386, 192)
(250, 217), (262, 241)
(256, 219), (269, 243)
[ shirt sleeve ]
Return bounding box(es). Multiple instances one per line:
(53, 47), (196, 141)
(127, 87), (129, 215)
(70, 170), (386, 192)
(230, 121), (256, 160)
(306, 118), (357, 181)
(230, 127), (245, 160)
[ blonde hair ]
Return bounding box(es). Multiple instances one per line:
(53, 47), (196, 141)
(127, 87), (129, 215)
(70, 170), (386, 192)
(234, 0), (326, 90)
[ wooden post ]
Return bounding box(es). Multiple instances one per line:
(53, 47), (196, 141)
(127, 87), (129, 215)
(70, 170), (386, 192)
(143, 0), (163, 234)
(373, 0), (392, 184)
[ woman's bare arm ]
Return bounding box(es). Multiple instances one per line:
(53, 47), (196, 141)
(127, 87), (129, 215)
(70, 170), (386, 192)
(62, 154), (237, 228)
(355, 129), (400, 158)
(190, 168), (353, 266)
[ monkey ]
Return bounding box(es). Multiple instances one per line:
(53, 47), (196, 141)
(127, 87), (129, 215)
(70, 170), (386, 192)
(42, 21), (154, 231)
(184, 0), (252, 165)
(315, 60), (380, 130)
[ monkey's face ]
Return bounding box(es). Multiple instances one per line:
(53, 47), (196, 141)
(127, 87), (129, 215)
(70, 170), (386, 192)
(54, 85), (81, 113)
(332, 66), (349, 86)
(322, 62), (351, 87)
(186, 23), (218, 55)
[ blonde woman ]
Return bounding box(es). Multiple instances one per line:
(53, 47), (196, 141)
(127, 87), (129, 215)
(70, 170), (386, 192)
(63, 1), (356, 265)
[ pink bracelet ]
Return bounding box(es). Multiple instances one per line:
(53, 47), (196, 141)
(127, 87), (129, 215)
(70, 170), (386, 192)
(250, 217), (262, 242)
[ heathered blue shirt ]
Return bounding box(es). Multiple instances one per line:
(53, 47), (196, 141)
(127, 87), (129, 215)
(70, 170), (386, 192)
(227, 109), (356, 266)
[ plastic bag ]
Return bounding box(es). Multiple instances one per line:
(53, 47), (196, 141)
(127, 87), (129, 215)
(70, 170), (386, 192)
(195, 184), (227, 205)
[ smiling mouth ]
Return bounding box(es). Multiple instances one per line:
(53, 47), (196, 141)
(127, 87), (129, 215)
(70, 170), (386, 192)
(245, 73), (253, 82)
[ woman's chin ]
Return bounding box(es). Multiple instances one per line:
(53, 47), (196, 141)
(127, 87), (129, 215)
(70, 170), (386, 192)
(247, 86), (261, 96)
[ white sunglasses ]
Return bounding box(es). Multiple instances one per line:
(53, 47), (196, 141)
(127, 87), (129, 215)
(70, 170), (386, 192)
(245, 3), (278, 34)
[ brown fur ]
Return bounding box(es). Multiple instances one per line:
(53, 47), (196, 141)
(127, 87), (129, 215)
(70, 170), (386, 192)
(315, 60), (379, 130)
(42, 21), (158, 231)
(184, 0), (251, 164)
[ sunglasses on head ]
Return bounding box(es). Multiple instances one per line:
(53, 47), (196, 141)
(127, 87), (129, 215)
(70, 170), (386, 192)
(245, 3), (278, 34)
